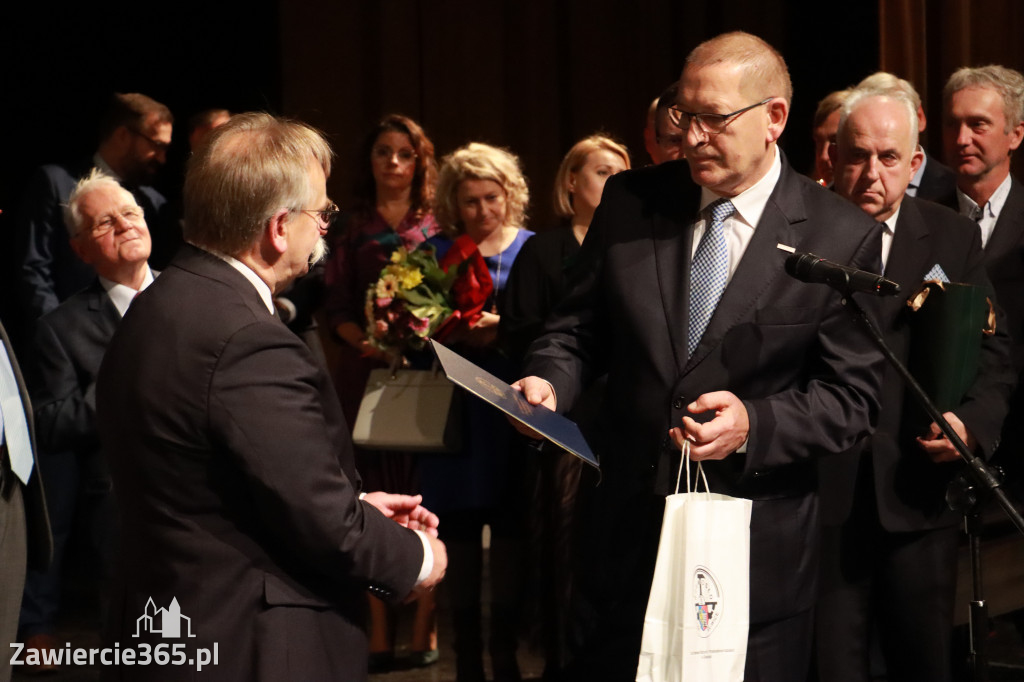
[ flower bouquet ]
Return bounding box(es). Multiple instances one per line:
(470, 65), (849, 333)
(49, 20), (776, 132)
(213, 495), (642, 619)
(354, 239), (493, 452)
(364, 236), (494, 354)
(364, 244), (457, 354)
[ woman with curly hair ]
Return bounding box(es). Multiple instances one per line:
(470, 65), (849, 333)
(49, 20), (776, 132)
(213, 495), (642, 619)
(423, 142), (534, 682)
(323, 113), (441, 671)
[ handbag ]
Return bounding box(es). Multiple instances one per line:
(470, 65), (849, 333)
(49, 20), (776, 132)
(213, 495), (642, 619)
(636, 441), (752, 682)
(352, 362), (462, 452)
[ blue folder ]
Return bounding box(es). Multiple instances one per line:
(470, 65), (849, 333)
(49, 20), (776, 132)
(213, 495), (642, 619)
(429, 339), (599, 469)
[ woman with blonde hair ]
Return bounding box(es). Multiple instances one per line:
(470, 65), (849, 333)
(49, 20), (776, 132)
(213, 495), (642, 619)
(422, 141), (534, 682)
(500, 133), (629, 678)
(502, 134), (629, 358)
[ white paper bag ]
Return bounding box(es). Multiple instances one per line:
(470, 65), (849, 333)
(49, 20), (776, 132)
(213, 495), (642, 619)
(636, 443), (752, 682)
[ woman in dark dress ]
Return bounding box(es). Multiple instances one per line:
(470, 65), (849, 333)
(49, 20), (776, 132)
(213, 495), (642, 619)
(500, 134), (629, 679)
(422, 142), (534, 682)
(323, 114), (440, 669)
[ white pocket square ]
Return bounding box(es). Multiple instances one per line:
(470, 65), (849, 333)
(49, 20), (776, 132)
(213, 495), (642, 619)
(923, 263), (949, 283)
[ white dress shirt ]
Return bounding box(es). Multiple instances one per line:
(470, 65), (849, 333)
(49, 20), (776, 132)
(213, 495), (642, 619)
(692, 146), (783, 282)
(880, 207), (902, 274)
(99, 265), (156, 317)
(957, 173), (1012, 248)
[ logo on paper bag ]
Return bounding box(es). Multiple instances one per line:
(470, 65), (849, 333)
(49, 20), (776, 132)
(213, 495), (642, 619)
(692, 566), (722, 637)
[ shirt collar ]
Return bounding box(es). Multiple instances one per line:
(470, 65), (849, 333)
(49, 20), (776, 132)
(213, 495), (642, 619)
(957, 172), (1012, 220)
(205, 250), (276, 314)
(99, 265), (155, 317)
(699, 146), (782, 228)
(884, 206), (901, 235)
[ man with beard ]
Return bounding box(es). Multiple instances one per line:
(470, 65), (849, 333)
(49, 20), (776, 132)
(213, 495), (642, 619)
(15, 92), (176, 322)
(96, 113), (446, 680)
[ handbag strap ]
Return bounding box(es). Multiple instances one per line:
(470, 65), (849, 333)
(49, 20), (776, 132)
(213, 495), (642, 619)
(674, 439), (710, 495)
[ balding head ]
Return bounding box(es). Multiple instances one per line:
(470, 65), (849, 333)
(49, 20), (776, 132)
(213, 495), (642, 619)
(833, 90), (924, 222)
(676, 32), (790, 196)
(685, 31), (793, 104)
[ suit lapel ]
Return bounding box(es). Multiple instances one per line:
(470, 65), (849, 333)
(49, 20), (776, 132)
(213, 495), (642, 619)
(683, 162), (806, 371)
(87, 279), (124, 339)
(652, 169), (701, 376)
(886, 200), (930, 289)
(985, 176), (1024, 264)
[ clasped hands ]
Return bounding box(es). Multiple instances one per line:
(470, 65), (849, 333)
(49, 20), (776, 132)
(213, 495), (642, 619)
(363, 492), (447, 595)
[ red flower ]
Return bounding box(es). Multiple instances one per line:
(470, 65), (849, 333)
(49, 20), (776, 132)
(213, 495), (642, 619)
(438, 235), (493, 325)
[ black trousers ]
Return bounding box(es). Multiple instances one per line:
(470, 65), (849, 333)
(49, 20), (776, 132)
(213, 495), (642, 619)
(817, 472), (960, 682)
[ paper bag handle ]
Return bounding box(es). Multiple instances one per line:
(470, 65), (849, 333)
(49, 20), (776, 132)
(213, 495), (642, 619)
(675, 439), (709, 495)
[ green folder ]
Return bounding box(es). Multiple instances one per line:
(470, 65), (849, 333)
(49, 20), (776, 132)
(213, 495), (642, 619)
(906, 281), (993, 414)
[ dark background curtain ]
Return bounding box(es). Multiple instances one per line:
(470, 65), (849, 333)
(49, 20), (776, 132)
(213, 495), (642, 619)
(1, 0), (1020, 288)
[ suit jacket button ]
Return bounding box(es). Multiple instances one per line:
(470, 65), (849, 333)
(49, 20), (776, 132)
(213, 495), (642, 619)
(672, 397), (685, 410)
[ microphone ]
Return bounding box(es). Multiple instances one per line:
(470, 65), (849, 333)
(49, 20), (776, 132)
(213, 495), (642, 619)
(784, 251), (900, 297)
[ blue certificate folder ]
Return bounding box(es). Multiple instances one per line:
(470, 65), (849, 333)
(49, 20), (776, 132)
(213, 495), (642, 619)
(429, 340), (599, 469)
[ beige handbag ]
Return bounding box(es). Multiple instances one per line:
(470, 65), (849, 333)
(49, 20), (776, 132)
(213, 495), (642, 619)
(352, 364), (462, 452)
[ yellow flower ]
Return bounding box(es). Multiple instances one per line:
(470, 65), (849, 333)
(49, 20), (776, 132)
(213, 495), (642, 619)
(390, 248), (408, 264)
(398, 266), (423, 289)
(375, 274), (399, 298)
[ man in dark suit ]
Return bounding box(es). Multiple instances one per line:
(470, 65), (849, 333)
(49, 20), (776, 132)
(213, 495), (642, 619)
(514, 32), (885, 682)
(96, 112), (446, 681)
(0, 320), (52, 682)
(15, 92), (176, 323)
(943, 65), (1024, 480)
(18, 170), (157, 668)
(818, 88), (1014, 682)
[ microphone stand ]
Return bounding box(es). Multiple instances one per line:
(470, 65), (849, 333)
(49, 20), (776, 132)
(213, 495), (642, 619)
(840, 291), (1024, 682)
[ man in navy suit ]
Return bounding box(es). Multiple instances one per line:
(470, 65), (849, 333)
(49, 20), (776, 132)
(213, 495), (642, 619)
(515, 32), (885, 682)
(14, 93), (175, 323)
(18, 170), (157, 668)
(819, 87), (1014, 682)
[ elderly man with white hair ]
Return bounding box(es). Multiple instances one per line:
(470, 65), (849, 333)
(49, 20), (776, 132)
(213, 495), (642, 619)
(18, 169), (154, 670)
(819, 86), (1015, 682)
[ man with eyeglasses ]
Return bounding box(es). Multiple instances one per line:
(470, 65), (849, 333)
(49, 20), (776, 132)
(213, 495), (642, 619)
(95, 113), (446, 680)
(15, 92), (176, 326)
(643, 82), (684, 165)
(514, 31), (884, 681)
(17, 170), (156, 670)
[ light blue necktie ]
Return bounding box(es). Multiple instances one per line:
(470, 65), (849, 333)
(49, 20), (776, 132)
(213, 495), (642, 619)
(0, 342), (34, 484)
(688, 199), (734, 357)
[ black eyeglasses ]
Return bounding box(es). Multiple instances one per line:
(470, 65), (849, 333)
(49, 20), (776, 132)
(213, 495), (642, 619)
(668, 97), (774, 135)
(299, 201), (341, 230)
(80, 206), (145, 238)
(130, 128), (171, 152)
